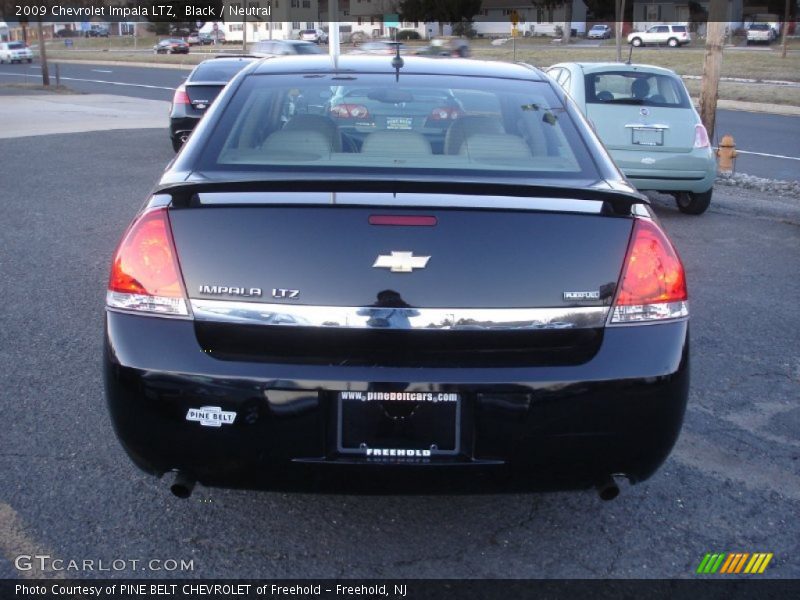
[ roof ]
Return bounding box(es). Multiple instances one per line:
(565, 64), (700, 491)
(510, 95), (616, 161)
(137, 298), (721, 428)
(550, 62), (680, 77)
(251, 55), (544, 81)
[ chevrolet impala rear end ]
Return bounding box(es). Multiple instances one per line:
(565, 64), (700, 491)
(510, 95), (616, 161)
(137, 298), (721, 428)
(104, 56), (689, 498)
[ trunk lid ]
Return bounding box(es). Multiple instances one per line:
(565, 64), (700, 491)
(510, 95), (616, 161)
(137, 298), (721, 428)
(586, 103), (695, 153)
(184, 83), (226, 112)
(168, 195), (632, 310)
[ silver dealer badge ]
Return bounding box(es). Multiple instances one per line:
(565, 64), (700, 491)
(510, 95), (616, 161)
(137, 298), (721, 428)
(186, 406), (236, 427)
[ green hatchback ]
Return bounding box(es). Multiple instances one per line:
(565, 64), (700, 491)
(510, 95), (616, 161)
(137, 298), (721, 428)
(547, 62), (715, 214)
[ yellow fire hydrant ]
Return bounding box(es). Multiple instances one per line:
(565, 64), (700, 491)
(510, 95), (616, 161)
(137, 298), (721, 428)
(717, 135), (737, 174)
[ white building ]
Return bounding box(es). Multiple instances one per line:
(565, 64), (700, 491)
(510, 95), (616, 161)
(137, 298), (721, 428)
(473, 0), (588, 37)
(216, 0), (321, 42)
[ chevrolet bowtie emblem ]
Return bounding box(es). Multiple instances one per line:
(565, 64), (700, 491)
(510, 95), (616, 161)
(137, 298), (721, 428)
(373, 251), (431, 273)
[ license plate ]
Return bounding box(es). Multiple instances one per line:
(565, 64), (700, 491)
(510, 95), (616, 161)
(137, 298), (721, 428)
(386, 117), (413, 130)
(632, 128), (664, 146)
(337, 391), (461, 457)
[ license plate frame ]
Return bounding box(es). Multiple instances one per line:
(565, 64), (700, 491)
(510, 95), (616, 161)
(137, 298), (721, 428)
(632, 127), (664, 146)
(336, 391), (461, 457)
(386, 116), (414, 130)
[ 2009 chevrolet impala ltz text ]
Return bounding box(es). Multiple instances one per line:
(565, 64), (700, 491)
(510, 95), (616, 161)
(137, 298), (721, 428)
(104, 55), (689, 499)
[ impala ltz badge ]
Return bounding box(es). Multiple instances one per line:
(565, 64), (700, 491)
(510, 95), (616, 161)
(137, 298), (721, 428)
(373, 251), (431, 273)
(199, 285), (262, 297)
(186, 406), (236, 427)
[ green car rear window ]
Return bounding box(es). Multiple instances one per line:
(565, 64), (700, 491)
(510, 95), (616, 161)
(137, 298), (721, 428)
(585, 71), (691, 108)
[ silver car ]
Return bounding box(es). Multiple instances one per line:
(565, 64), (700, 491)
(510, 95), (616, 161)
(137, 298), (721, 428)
(547, 62), (715, 214)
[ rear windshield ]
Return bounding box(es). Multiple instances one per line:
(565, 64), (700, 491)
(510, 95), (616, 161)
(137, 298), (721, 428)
(585, 71), (690, 108)
(671, 25), (687, 32)
(190, 60), (252, 82)
(195, 73), (597, 181)
(750, 24), (770, 30)
(9, 42), (24, 50)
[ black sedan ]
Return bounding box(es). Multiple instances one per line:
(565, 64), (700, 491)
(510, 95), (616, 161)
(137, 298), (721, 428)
(169, 56), (256, 151)
(154, 38), (190, 54)
(105, 56), (690, 500)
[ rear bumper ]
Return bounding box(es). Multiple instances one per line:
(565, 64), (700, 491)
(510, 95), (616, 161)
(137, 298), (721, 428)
(169, 115), (199, 141)
(104, 311), (689, 492)
(610, 147), (716, 193)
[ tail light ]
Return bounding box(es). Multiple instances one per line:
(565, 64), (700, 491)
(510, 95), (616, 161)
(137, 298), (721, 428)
(330, 104), (370, 119)
(172, 85), (189, 107)
(610, 219), (688, 324)
(107, 208), (190, 317)
(693, 123), (710, 149)
(428, 107), (462, 120)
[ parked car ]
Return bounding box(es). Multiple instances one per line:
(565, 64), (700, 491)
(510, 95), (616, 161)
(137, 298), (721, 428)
(248, 40), (323, 57)
(201, 31), (225, 44)
(169, 56), (256, 152)
(154, 39), (190, 54)
(300, 28), (328, 44)
(627, 24), (691, 47)
(105, 55), (690, 499)
(414, 38), (471, 58)
(587, 24), (612, 39)
(348, 41), (407, 55)
(547, 62), (715, 214)
(0, 41), (33, 64)
(84, 26), (109, 38)
(54, 28), (80, 38)
(746, 23), (776, 44)
(186, 32), (203, 46)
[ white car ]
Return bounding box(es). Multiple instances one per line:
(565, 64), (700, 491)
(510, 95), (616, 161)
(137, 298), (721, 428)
(746, 24), (776, 44)
(627, 24), (691, 47)
(0, 41), (34, 64)
(587, 24), (612, 39)
(300, 28), (328, 44)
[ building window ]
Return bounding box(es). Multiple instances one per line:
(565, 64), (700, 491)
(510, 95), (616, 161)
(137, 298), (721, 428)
(303, 0), (310, 7)
(292, 21), (301, 29)
(291, 0), (299, 8)
(229, 24), (243, 32)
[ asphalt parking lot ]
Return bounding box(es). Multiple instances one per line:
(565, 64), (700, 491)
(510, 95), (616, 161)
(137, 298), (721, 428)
(0, 126), (798, 579)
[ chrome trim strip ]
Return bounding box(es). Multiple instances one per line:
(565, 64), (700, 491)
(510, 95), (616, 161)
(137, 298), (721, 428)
(194, 193), (605, 214)
(190, 299), (609, 330)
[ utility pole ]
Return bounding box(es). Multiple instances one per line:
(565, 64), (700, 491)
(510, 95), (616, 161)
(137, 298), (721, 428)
(781, 0), (790, 59)
(698, 0), (727, 141)
(242, 11), (247, 53)
(36, 16), (49, 87)
(615, 0), (626, 62)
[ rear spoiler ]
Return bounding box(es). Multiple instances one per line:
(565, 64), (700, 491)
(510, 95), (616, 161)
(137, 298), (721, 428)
(157, 178), (649, 215)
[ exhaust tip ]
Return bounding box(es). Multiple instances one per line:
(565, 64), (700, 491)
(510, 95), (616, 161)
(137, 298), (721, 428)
(169, 471), (196, 499)
(596, 476), (621, 501)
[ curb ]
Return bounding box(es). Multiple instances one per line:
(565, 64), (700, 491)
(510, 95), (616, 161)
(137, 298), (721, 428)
(50, 58), (195, 71)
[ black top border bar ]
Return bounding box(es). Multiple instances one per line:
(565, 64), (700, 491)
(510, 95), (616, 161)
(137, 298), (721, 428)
(2, 1), (793, 24)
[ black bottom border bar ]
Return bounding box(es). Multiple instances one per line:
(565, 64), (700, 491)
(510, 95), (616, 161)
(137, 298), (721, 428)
(2, 580), (798, 600)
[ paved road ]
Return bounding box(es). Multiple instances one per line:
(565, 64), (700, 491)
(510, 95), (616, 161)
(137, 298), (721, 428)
(0, 128), (798, 579)
(0, 60), (187, 101)
(2, 60), (798, 181)
(715, 111), (800, 182)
